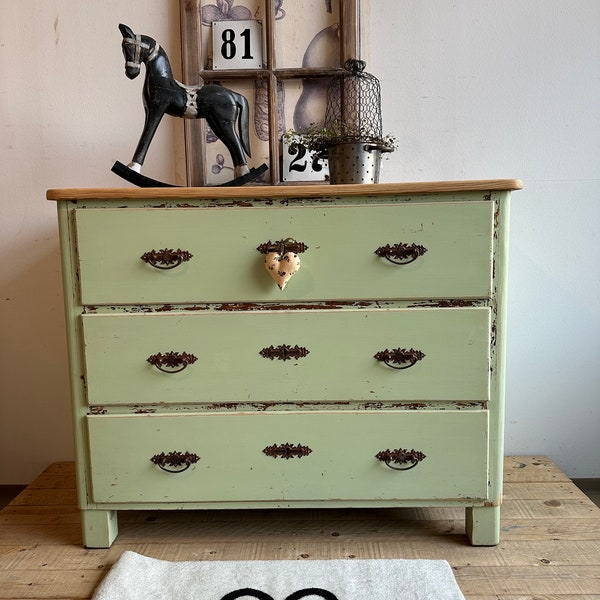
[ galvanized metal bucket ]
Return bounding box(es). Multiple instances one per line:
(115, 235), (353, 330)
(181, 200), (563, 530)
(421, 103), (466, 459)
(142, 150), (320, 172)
(327, 142), (382, 184)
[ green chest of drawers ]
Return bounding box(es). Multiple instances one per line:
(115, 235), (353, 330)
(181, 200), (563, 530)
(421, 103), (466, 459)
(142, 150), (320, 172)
(49, 180), (521, 548)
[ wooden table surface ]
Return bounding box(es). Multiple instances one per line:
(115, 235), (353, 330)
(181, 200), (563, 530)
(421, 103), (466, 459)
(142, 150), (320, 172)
(1, 456), (598, 599)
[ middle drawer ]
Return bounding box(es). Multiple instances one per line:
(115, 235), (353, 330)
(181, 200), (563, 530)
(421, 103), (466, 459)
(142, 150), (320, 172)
(81, 308), (490, 406)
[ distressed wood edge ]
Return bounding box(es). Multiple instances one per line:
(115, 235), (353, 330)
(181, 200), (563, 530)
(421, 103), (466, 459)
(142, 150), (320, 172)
(47, 179), (523, 201)
(179, 0), (206, 186)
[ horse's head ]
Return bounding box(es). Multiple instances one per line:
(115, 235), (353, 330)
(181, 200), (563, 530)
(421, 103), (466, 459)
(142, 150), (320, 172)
(119, 24), (159, 80)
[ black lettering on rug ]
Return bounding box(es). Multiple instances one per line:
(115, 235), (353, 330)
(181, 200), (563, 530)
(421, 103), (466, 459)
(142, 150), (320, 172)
(220, 588), (339, 600)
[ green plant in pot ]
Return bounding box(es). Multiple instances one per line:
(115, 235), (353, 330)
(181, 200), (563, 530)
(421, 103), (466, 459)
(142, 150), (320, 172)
(284, 59), (396, 184)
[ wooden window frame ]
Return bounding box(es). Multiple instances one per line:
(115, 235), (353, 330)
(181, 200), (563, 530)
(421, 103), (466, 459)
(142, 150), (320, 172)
(179, 0), (367, 186)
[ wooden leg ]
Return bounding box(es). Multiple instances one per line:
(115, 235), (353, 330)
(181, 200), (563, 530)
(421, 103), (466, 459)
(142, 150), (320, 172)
(465, 505), (500, 546)
(81, 509), (118, 548)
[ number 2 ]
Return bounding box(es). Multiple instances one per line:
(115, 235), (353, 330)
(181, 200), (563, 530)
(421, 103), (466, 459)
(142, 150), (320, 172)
(287, 143), (325, 174)
(289, 144), (308, 173)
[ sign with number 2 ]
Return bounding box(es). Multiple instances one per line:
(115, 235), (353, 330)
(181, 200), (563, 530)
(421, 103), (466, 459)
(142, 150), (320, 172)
(282, 138), (329, 182)
(212, 20), (262, 70)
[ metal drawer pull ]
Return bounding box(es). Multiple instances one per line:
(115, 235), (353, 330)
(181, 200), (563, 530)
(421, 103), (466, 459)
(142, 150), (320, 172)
(259, 344), (310, 361)
(263, 443), (313, 459)
(141, 248), (193, 269)
(256, 238), (309, 255)
(150, 451), (200, 473)
(376, 448), (426, 471)
(374, 348), (425, 369)
(374, 242), (427, 265)
(147, 351), (198, 373)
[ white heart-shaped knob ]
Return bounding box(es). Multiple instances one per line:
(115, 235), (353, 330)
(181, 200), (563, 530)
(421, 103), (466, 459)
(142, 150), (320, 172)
(264, 251), (301, 290)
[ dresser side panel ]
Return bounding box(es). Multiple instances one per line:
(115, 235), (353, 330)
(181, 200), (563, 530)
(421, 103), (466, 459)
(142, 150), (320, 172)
(488, 190), (512, 502)
(57, 202), (91, 509)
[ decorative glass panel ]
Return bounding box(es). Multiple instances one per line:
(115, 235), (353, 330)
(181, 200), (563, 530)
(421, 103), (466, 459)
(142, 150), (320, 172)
(274, 0), (340, 69)
(180, 0), (366, 186)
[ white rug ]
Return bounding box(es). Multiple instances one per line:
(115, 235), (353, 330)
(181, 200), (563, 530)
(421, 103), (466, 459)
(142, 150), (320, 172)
(92, 551), (465, 600)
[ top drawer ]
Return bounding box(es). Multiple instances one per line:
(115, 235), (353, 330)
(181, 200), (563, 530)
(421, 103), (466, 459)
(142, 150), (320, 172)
(75, 201), (493, 305)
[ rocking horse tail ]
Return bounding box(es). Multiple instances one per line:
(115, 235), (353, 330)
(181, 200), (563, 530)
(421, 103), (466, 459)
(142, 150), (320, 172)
(235, 92), (252, 159)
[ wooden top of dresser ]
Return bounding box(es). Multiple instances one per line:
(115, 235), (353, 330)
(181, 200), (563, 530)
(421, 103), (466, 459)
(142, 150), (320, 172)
(47, 180), (523, 201)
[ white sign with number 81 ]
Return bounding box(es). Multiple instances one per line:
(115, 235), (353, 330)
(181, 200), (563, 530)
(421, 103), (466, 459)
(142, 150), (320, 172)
(212, 20), (263, 70)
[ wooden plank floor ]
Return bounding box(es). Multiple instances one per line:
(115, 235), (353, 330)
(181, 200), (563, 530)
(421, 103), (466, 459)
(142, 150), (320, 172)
(1, 456), (598, 600)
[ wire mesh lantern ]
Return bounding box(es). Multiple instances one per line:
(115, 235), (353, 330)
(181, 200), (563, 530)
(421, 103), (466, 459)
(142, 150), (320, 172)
(323, 59), (394, 184)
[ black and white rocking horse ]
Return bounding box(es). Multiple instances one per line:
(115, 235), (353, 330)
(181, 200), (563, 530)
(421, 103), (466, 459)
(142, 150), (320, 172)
(113, 23), (266, 187)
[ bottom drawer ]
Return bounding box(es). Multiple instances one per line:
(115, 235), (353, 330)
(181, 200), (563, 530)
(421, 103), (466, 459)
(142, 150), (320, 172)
(86, 411), (489, 504)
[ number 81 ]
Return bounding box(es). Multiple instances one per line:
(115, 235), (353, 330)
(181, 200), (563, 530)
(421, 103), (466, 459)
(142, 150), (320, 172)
(221, 28), (253, 60)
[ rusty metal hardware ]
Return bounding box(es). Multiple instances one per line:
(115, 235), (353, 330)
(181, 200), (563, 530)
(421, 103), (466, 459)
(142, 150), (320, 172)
(375, 448), (426, 471)
(374, 348), (425, 370)
(263, 443), (313, 459)
(150, 451), (200, 473)
(141, 248), (193, 269)
(256, 238), (308, 255)
(259, 344), (310, 361)
(147, 351), (198, 373)
(374, 242), (427, 265)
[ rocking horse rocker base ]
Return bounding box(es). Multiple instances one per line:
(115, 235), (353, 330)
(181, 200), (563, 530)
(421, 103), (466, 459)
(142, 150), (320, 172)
(111, 160), (268, 188)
